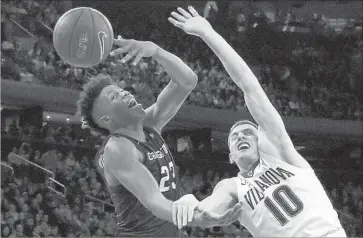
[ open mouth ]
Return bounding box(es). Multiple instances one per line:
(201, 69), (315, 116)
(237, 142), (250, 151)
(127, 99), (138, 108)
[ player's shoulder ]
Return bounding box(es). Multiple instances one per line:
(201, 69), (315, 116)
(106, 136), (135, 151)
(215, 178), (238, 193)
(258, 126), (312, 169)
(217, 178), (236, 186)
(103, 137), (139, 166)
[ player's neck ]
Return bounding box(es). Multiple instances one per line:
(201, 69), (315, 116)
(111, 123), (146, 142)
(237, 156), (260, 174)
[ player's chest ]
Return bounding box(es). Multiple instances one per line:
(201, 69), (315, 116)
(144, 143), (171, 163)
(136, 142), (175, 177)
(139, 143), (178, 196)
(137, 140), (172, 166)
(238, 166), (304, 227)
(238, 166), (297, 212)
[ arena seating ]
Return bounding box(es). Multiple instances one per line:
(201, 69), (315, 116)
(1, 0), (362, 120)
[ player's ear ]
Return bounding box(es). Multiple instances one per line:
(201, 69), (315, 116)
(229, 153), (234, 164)
(99, 115), (112, 129)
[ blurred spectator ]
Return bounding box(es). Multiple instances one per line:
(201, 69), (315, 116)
(7, 120), (20, 137)
(1, 225), (12, 237)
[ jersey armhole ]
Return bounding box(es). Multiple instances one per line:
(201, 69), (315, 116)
(232, 177), (243, 201)
(232, 177), (246, 226)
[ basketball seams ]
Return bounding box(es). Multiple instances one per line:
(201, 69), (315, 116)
(53, 8), (84, 61)
(88, 9), (96, 62)
(94, 9), (114, 61)
(68, 10), (84, 65)
(53, 7), (83, 39)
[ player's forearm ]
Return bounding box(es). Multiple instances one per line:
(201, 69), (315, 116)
(153, 46), (198, 89)
(200, 29), (262, 94)
(148, 194), (174, 223)
(186, 194), (232, 228)
(198, 194), (234, 215)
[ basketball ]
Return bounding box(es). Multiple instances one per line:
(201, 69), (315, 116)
(53, 7), (114, 68)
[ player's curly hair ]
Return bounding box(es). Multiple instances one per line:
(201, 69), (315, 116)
(76, 75), (116, 135)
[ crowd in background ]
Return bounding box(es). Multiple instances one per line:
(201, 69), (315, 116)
(3, 119), (103, 148)
(1, 0), (362, 120)
(1, 122), (362, 237)
(2, 146), (117, 237)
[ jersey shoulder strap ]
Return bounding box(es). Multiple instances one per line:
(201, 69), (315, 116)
(259, 151), (314, 174)
(143, 126), (166, 147)
(234, 175), (249, 197)
(110, 128), (156, 157)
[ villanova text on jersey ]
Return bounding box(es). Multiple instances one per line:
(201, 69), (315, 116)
(243, 167), (295, 210)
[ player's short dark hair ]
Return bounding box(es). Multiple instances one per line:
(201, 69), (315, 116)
(228, 120), (258, 147)
(77, 75), (115, 135)
(229, 120), (258, 133)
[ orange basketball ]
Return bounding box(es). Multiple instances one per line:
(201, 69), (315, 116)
(53, 7), (114, 68)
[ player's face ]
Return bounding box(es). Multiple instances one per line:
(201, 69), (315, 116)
(95, 85), (145, 128)
(228, 124), (259, 164)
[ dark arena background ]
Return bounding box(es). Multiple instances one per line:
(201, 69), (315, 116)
(1, 0), (362, 237)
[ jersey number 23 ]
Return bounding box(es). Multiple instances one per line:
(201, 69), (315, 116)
(159, 161), (176, 192)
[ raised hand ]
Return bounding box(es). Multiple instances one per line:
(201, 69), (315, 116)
(110, 35), (159, 66)
(168, 6), (213, 37)
(172, 194), (199, 229)
(191, 202), (242, 228)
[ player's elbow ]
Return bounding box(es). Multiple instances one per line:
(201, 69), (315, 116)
(190, 72), (198, 86)
(183, 72), (198, 90)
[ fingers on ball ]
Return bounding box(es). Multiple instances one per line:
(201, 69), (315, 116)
(171, 11), (187, 22)
(188, 6), (199, 16)
(177, 7), (192, 19)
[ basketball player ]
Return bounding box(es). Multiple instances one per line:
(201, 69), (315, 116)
(169, 7), (346, 237)
(77, 37), (241, 237)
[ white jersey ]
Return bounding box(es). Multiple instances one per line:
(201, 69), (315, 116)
(234, 151), (346, 237)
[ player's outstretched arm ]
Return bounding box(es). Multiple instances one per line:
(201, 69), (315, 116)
(197, 179), (238, 214)
(103, 136), (197, 222)
(112, 36), (197, 133)
(145, 43), (198, 133)
(174, 179), (241, 228)
(169, 7), (310, 169)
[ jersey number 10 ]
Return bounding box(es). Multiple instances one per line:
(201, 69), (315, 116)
(159, 161), (176, 192)
(264, 185), (304, 226)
